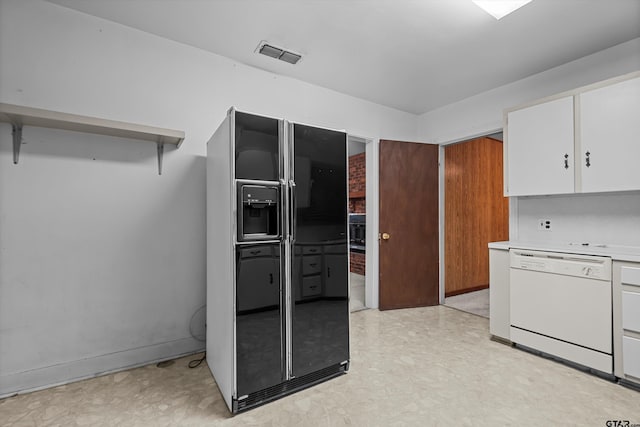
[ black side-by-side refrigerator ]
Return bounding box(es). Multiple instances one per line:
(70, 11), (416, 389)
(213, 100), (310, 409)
(206, 108), (350, 413)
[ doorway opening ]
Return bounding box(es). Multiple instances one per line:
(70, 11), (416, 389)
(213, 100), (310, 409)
(348, 136), (368, 312)
(442, 132), (509, 318)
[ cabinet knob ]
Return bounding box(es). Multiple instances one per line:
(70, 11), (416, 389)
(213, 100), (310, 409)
(564, 153), (569, 170)
(585, 151), (591, 168)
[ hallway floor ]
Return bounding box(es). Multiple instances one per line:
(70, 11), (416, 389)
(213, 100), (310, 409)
(350, 272), (366, 312)
(2, 306), (638, 426)
(444, 288), (489, 318)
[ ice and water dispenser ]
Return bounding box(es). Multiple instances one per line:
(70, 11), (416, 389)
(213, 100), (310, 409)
(237, 183), (280, 241)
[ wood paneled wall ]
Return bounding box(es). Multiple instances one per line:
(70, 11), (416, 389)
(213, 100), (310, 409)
(444, 137), (509, 297)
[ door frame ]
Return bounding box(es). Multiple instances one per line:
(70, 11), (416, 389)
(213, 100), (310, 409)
(365, 130), (516, 309)
(438, 129), (519, 303)
(347, 134), (377, 309)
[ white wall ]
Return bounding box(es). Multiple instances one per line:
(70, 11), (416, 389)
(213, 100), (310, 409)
(417, 38), (640, 145)
(3, 0), (638, 398)
(516, 192), (640, 246)
(417, 38), (640, 248)
(0, 0), (416, 396)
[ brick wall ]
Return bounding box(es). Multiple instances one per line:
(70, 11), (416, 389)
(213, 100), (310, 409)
(348, 152), (366, 214)
(350, 252), (365, 275)
(349, 198), (366, 213)
(349, 152), (366, 274)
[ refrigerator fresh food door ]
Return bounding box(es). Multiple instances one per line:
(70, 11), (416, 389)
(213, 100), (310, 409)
(289, 123), (350, 378)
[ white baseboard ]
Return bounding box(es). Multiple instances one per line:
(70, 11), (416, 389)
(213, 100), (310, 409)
(0, 337), (205, 399)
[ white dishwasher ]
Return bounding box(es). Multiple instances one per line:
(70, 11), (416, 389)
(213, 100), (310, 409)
(509, 249), (612, 374)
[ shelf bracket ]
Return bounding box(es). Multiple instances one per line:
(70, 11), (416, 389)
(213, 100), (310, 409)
(12, 123), (22, 164)
(157, 141), (164, 175)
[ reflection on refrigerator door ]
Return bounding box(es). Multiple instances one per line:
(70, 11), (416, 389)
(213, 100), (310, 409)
(290, 122), (350, 378)
(235, 243), (283, 396)
(235, 111), (280, 181)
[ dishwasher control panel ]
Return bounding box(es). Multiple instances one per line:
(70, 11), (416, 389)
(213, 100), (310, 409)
(510, 249), (611, 280)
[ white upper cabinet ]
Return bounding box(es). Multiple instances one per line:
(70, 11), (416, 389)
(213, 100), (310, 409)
(504, 72), (640, 197)
(506, 96), (575, 196)
(579, 76), (640, 193)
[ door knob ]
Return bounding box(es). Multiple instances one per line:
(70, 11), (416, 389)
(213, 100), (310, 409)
(381, 232), (391, 240)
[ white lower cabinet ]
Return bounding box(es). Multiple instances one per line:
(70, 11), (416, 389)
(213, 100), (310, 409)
(622, 336), (640, 379)
(613, 261), (640, 385)
(491, 248), (640, 385)
(622, 291), (640, 331)
(489, 247), (510, 341)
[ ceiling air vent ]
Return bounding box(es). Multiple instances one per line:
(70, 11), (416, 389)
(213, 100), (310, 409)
(257, 41), (302, 65)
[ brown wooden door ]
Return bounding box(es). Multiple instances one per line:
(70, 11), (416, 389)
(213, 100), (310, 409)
(444, 136), (509, 297)
(379, 140), (439, 310)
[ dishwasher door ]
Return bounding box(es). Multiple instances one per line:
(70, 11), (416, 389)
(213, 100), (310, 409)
(509, 249), (612, 372)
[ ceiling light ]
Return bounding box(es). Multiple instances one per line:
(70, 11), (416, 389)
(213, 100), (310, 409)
(472, 0), (532, 19)
(256, 41), (302, 65)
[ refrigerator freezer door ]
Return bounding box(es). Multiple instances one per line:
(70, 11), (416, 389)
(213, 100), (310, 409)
(234, 111), (280, 181)
(235, 243), (284, 396)
(236, 182), (281, 242)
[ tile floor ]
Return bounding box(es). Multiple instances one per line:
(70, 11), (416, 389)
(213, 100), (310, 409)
(350, 272), (366, 312)
(444, 288), (489, 318)
(1, 306), (638, 426)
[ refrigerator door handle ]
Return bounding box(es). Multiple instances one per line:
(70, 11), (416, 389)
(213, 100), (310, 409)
(289, 180), (297, 241)
(280, 180), (288, 240)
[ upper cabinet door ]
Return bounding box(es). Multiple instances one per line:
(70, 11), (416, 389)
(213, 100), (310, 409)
(579, 76), (640, 193)
(506, 96), (575, 196)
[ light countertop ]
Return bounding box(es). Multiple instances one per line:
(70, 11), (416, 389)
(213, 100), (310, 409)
(488, 241), (640, 263)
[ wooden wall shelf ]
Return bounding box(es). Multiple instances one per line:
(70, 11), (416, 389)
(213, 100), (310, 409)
(0, 103), (185, 175)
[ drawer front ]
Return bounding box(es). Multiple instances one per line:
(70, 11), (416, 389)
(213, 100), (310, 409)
(622, 266), (640, 288)
(622, 336), (640, 379)
(324, 244), (346, 255)
(622, 291), (640, 332)
(240, 246), (272, 258)
(302, 255), (322, 275)
(302, 246), (321, 255)
(302, 276), (321, 297)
